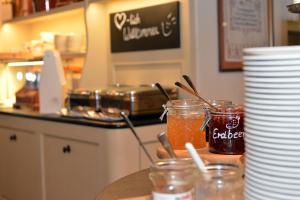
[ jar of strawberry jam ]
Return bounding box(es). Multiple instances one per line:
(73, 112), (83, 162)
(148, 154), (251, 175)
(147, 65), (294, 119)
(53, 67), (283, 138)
(208, 105), (244, 155)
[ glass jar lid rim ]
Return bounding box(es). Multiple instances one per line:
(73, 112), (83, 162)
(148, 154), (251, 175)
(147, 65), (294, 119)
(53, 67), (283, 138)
(166, 99), (207, 109)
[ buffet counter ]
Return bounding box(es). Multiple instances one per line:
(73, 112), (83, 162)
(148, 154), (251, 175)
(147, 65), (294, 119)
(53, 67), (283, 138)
(0, 107), (164, 128)
(0, 107), (164, 200)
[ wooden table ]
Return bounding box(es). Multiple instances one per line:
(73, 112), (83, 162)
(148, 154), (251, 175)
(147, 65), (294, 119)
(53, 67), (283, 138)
(157, 146), (244, 165)
(96, 169), (152, 200)
(97, 146), (244, 200)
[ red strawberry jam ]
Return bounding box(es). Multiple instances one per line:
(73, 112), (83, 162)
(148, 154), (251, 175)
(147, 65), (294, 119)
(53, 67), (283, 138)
(208, 105), (244, 155)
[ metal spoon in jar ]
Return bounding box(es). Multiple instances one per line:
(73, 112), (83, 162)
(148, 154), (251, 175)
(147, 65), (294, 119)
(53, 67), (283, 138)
(175, 81), (217, 111)
(157, 131), (176, 158)
(155, 83), (171, 101)
(120, 111), (154, 164)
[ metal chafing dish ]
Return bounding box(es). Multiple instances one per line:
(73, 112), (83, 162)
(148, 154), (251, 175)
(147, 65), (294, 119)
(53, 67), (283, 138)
(100, 84), (178, 116)
(66, 89), (101, 112)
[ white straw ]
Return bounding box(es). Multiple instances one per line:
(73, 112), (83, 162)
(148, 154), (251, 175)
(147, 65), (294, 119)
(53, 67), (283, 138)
(185, 143), (208, 173)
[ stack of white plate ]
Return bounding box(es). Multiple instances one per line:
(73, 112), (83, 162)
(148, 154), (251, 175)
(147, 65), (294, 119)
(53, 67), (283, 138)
(243, 46), (300, 200)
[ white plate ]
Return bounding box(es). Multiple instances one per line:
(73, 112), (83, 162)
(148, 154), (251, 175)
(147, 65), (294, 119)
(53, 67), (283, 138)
(246, 111), (300, 123)
(247, 137), (300, 151)
(246, 179), (300, 198)
(245, 126), (300, 141)
(245, 189), (272, 200)
(245, 107), (300, 116)
(246, 167), (300, 185)
(247, 148), (300, 163)
(246, 92), (300, 100)
(245, 179), (300, 199)
(244, 60), (300, 66)
(243, 46), (300, 55)
(245, 81), (300, 89)
(245, 117), (300, 129)
(246, 155), (300, 172)
(247, 151), (300, 167)
(246, 141), (300, 156)
(244, 65), (300, 72)
(245, 101), (300, 110)
(245, 76), (300, 83)
(245, 87), (300, 94)
(244, 54), (300, 61)
(245, 171), (300, 196)
(244, 71), (300, 77)
(245, 97), (300, 106)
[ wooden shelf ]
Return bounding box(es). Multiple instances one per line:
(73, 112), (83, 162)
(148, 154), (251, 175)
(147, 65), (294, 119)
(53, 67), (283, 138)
(0, 52), (85, 63)
(3, 1), (85, 24)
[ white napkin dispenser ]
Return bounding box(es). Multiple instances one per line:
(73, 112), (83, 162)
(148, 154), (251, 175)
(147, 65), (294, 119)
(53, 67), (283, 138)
(39, 50), (66, 114)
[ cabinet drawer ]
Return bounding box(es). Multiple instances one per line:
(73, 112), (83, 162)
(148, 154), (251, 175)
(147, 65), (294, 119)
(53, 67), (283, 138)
(43, 135), (102, 200)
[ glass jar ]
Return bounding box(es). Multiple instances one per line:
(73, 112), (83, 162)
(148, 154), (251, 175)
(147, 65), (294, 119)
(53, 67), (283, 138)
(166, 99), (206, 150)
(196, 163), (244, 200)
(208, 105), (244, 154)
(149, 158), (199, 200)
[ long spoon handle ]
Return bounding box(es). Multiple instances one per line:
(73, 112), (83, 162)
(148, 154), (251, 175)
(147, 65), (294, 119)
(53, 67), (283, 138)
(120, 112), (154, 164)
(175, 82), (217, 110)
(155, 83), (171, 101)
(182, 75), (199, 96)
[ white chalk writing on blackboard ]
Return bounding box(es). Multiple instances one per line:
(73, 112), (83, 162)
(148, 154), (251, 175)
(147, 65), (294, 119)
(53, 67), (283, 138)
(113, 11), (177, 42)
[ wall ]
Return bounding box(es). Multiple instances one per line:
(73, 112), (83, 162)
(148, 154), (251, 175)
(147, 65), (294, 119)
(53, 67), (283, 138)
(80, 0), (192, 89)
(192, 0), (296, 104)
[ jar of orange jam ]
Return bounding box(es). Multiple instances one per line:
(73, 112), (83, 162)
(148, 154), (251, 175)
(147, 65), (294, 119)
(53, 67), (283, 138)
(166, 99), (207, 150)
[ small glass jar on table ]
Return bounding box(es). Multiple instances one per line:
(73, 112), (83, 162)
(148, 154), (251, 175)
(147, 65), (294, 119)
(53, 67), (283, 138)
(149, 158), (199, 200)
(196, 163), (244, 200)
(166, 99), (207, 150)
(208, 105), (244, 155)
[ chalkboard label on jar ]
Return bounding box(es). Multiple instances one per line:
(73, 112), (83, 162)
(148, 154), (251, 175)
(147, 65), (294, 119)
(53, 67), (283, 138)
(109, 2), (180, 53)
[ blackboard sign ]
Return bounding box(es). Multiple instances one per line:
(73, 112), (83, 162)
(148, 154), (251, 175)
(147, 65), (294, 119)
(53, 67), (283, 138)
(110, 2), (180, 53)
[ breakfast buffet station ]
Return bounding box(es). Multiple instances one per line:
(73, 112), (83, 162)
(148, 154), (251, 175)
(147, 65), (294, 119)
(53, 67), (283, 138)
(0, 0), (299, 200)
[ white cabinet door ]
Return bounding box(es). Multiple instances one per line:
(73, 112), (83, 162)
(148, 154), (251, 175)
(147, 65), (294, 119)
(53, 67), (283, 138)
(0, 129), (9, 198)
(44, 135), (101, 200)
(0, 127), (42, 200)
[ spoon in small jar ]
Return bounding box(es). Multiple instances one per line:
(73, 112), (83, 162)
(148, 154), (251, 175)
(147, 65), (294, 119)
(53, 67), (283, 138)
(120, 111), (154, 164)
(157, 131), (176, 158)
